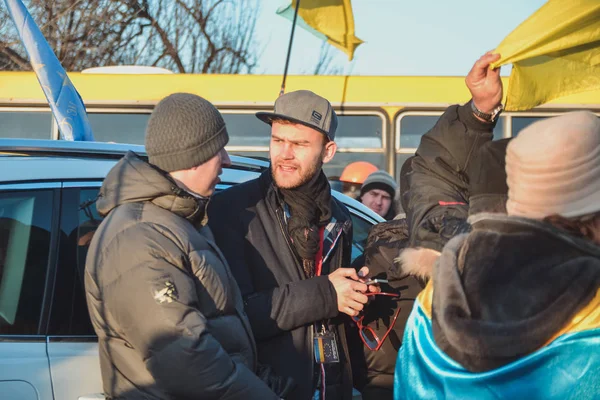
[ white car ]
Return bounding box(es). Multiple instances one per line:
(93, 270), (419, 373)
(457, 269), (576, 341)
(0, 139), (383, 400)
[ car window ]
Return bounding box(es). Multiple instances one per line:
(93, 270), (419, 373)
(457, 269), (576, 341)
(88, 113), (149, 145)
(0, 190), (53, 335)
(49, 188), (100, 335)
(349, 212), (374, 263)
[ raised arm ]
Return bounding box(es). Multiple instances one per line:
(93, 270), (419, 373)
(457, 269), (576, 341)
(404, 53), (503, 251)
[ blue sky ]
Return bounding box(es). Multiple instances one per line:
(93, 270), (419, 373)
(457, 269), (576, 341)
(254, 0), (547, 76)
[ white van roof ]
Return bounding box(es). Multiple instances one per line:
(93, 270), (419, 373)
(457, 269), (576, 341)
(81, 66), (175, 74)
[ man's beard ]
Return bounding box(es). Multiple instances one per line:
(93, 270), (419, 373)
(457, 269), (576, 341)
(272, 158), (323, 189)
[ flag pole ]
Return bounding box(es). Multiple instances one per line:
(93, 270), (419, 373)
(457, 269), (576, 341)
(4, 0), (94, 141)
(279, 0), (301, 96)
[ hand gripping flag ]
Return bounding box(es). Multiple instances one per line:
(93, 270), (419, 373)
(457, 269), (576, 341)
(4, 0), (94, 141)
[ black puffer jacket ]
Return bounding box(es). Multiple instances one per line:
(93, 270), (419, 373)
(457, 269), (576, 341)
(85, 152), (280, 400)
(349, 218), (424, 400)
(403, 102), (499, 252)
(208, 170), (355, 400)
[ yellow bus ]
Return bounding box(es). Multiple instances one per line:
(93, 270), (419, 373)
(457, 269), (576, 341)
(1, 70), (600, 179)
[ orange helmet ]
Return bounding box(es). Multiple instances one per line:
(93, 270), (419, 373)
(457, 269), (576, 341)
(339, 161), (378, 184)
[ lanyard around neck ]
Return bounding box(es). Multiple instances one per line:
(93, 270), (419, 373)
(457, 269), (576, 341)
(315, 226), (325, 277)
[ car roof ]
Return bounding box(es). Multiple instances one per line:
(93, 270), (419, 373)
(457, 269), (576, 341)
(0, 138), (267, 184)
(0, 138), (384, 223)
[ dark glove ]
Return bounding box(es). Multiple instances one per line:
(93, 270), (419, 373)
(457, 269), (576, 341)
(412, 212), (470, 252)
(256, 364), (296, 399)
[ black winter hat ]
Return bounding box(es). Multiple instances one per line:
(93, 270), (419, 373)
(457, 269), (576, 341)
(145, 93), (229, 172)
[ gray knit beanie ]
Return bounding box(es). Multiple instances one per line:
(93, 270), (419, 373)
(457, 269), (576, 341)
(361, 170), (398, 198)
(145, 93), (229, 172)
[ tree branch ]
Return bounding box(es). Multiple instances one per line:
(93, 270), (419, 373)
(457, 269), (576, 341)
(0, 46), (30, 70)
(128, 0), (186, 73)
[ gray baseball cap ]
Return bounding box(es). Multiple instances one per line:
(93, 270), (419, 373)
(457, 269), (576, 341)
(256, 90), (338, 141)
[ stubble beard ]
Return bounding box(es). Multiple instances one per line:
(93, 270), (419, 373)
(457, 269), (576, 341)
(272, 158), (323, 189)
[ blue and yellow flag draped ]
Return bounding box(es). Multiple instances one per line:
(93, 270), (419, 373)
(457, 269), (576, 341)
(492, 0), (600, 111)
(277, 0), (363, 60)
(394, 283), (600, 400)
(4, 0), (94, 141)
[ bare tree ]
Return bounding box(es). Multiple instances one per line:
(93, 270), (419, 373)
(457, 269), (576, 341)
(0, 0), (144, 71)
(0, 0), (262, 73)
(311, 42), (347, 75)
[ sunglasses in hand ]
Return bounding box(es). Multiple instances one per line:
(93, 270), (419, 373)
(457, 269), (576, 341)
(353, 292), (401, 351)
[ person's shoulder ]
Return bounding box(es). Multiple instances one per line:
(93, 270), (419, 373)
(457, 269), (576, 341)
(92, 206), (174, 257)
(209, 175), (266, 220)
(331, 196), (351, 221)
(214, 176), (261, 201)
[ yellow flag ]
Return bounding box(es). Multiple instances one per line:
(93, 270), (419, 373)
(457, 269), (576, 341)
(492, 0), (600, 111)
(277, 0), (364, 60)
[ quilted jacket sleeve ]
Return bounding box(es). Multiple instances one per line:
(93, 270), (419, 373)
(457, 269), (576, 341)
(404, 103), (496, 251)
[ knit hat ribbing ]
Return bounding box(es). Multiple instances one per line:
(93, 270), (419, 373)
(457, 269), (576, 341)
(145, 93), (229, 172)
(361, 170), (398, 198)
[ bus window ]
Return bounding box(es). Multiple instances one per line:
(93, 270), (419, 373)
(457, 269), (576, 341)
(0, 111), (52, 139)
(223, 113), (384, 148)
(335, 115), (383, 148)
(222, 113), (271, 147)
(397, 114), (440, 148)
(87, 111), (270, 146)
(226, 150), (270, 163)
(395, 112), (506, 178)
(81, 109), (385, 178)
(87, 113), (150, 144)
(511, 116), (545, 136)
(395, 152), (414, 183)
(397, 113), (505, 149)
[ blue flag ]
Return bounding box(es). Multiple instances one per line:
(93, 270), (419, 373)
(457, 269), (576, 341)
(395, 300), (600, 400)
(4, 0), (94, 141)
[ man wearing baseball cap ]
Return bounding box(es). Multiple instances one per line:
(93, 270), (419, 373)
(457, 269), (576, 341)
(209, 90), (372, 400)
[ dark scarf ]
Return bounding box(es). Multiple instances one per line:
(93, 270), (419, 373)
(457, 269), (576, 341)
(278, 169), (332, 278)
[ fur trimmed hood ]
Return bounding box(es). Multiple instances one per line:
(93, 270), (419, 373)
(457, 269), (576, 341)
(394, 247), (441, 280)
(432, 213), (600, 372)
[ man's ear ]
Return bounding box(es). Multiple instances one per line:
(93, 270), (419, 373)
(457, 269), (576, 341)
(322, 141), (337, 164)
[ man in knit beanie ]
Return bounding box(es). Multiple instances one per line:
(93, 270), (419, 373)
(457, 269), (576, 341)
(85, 93), (291, 400)
(358, 170), (398, 220)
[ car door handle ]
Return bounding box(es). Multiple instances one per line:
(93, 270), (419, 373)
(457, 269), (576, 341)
(78, 394), (105, 400)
